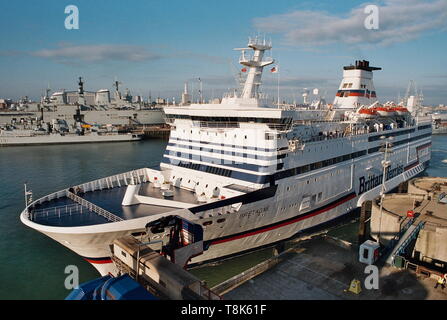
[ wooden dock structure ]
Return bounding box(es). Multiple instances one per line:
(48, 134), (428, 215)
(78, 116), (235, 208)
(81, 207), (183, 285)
(132, 124), (171, 139)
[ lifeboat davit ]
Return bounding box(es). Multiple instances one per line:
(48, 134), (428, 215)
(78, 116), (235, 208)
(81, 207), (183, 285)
(389, 106), (409, 115)
(373, 107), (395, 117)
(357, 108), (378, 118)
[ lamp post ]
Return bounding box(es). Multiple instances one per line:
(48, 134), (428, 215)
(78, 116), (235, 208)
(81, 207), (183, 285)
(377, 136), (393, 244)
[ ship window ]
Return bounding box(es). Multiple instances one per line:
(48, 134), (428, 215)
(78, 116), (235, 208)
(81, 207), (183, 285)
(217, 218), (226, 223)
(300, 197), (311, 210)
(121, 251), (127, 257)
(203, 221), (213, 226)
(318, 192), (323, 202)
(343, 83), (348, 88)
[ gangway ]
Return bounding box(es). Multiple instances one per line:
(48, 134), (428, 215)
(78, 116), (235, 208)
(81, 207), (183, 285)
(386, 221), (425, 266)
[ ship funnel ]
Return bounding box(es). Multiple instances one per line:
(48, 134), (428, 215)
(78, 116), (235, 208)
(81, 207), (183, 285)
(333, 60), (381, 109)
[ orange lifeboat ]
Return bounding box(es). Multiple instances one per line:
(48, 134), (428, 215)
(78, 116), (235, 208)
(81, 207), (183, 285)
(389, 106), (409, 115)
(373, 107), (395, 117)
(358, 108), (378, 118)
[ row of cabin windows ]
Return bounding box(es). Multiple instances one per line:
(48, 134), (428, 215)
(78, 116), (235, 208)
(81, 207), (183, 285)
(418, 124), (432, 130)
(274, 150), (366, 181)
(368, 128), (416, 141)
(170, 136), (277, 152)
(177, 162), (232, 177)
(202, 218), (226, 226)
(183, 129), (249, 140)
(368, 133), (431, 150)
(170, 114), (292, 124)
(167, 146), (275, 161)
(285, 170), (344, 193)
(279, 192), (324, 212)
(342, 83), (353, 88)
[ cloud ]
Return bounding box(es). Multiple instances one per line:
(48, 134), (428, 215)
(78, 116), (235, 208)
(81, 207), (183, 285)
(253, 0), (447, 47)
(31, 44), (162, 64)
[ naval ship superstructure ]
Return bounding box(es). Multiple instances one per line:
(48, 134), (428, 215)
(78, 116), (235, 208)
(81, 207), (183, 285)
(0, 78), (164, 127)
(20, 38), (432, 276)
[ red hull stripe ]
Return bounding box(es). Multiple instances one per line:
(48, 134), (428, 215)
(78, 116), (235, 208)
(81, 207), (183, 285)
(83, 257), (113, 264)
(210, 192), (357, 246)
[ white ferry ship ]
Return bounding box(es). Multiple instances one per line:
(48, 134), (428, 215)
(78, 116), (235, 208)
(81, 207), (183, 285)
(20, 38), (432, 276)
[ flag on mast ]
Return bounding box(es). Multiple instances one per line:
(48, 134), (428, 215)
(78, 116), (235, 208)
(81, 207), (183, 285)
(271, 66), (278, 73)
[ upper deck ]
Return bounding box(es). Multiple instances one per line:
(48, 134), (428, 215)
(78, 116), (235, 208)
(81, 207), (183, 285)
(23, 168), (247, 228)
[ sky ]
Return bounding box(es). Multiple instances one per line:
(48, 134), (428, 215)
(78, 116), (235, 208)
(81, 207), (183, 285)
(0, 0), (446, 105)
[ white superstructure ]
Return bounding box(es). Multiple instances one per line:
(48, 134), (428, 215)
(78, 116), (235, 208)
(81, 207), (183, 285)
(20, 38), (432, 276)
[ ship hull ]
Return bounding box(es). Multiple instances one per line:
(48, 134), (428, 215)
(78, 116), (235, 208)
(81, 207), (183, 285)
(20, 146), (430, 276)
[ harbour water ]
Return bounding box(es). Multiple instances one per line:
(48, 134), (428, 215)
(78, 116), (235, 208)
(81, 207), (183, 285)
(0, 135), (446, 299)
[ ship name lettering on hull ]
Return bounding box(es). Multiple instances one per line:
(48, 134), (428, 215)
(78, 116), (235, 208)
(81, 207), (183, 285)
(358, 165), (404, 195)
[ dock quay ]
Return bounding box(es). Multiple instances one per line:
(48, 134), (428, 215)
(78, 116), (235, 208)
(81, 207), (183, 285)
(215, 234), (447, 300)
(209, 177), (447, 300)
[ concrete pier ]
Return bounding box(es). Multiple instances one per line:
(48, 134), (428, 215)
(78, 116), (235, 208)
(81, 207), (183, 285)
(218, 235), (447, 300)
(370, 177), (447, 267)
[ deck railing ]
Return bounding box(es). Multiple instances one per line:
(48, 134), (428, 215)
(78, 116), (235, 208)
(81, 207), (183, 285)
(66, 191), (123, 223)
(30, 203), (84, 221)
(74, 168), (149, 193)
(23, 167), (159, 222)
